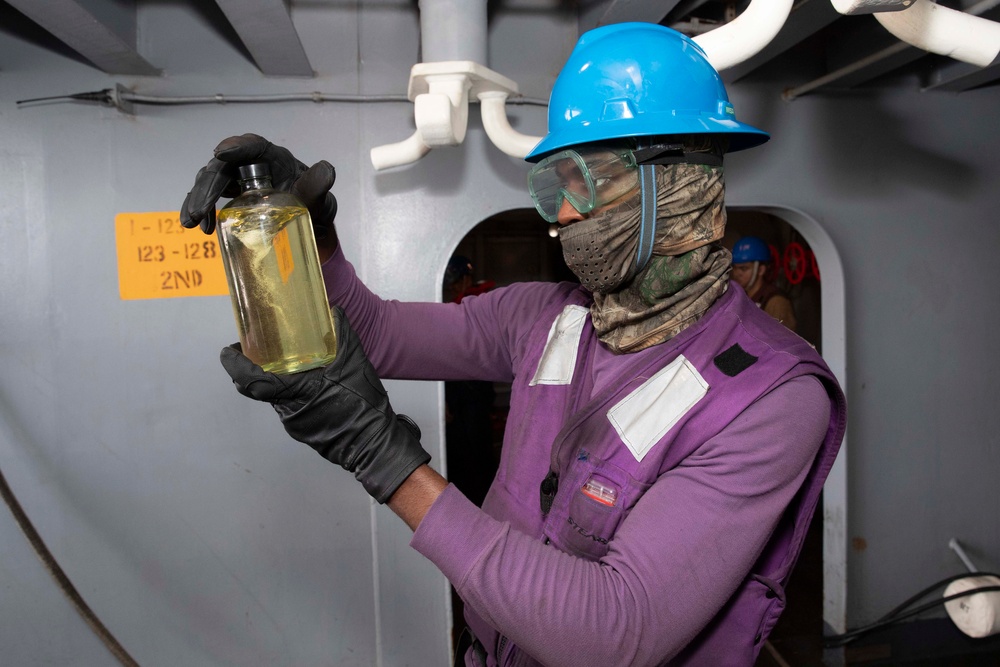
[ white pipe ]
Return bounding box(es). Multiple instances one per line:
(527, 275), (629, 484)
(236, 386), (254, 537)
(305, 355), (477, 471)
(693, 0), (794, 71)
(370, 130), (432, 171)
(478, 92), (542, 158)
(418, 0), (487, 63)
(874, 0), (1000, 67)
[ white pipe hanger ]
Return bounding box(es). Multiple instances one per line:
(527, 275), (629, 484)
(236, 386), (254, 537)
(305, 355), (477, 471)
(370, 60), (541, 171)
(370, 0), (543, 170)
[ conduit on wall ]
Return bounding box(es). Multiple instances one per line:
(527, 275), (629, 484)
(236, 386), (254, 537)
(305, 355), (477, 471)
(369, 0), (796, 170)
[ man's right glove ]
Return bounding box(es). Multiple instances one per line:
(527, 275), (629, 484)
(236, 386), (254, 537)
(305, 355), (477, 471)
(219, 306), (431, 504)
(180, 133), (339, 250)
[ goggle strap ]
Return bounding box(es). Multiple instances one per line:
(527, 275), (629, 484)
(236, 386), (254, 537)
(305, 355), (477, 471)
(634, 145), (723, 168)
(634, 162), (657, 278)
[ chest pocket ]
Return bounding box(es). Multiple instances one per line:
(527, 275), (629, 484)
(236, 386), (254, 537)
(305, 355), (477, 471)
(545, 355), (708, 560)
(547, 452), (651, 560)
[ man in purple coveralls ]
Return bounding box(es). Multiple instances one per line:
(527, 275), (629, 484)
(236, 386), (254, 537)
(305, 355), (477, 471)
(181, 23), (846, 667)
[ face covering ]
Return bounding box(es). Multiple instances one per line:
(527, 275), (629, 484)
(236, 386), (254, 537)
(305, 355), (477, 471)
(559, 162), (731, 353)
(558, 193), (644, 294)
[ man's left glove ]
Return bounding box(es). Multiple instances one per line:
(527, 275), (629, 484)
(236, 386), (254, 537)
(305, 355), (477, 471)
(180, 133), (338, 249)
(219, 306), (430, 504)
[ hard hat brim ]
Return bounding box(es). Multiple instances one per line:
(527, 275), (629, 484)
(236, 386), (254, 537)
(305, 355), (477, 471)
(526, 117), (770, 163)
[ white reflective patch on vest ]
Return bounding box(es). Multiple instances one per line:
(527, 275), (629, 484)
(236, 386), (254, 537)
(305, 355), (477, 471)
(529, 305), (589, 386)
(607, 355), (709, 463)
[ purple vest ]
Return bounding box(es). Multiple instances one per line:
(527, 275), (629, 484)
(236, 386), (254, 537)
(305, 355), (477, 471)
(465, 283), (847, 666)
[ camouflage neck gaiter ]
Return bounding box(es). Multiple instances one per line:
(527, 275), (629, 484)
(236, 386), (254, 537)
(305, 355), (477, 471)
(579, 163), (731, 354)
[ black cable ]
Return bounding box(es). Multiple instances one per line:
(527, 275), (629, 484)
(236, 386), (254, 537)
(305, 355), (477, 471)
(823, 572), (1000, 648)
(0, 464), (140, 666)
(825, 585), (1000, 648)
(880, 571), (992, 620)
(16, 88), (550, 109)
(15, 90), (115, 106)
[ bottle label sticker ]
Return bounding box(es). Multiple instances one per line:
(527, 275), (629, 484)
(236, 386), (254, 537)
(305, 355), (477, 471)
(114, 212), (228, 300)
(272, 227), (295, 283)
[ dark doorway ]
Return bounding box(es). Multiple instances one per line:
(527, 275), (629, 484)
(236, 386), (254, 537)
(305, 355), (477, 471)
(443, 208), (825, 665)
(725, 210), (825, 667)
(723, 209), (823, 351)
(443, 209), (571, 654)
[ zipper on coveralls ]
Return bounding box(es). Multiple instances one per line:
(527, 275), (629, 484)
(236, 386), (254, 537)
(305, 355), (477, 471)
(497, 634), (509, 665)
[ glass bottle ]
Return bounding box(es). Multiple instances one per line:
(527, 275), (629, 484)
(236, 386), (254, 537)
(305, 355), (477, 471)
(217, 163), (337, 374)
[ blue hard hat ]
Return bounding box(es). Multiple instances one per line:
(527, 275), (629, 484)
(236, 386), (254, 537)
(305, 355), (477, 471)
(732, 236), (772, 263)
(526, 23), (769, 162)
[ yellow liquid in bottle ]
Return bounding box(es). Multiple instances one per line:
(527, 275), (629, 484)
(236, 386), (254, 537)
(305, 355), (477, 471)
(217, 204), (337, 374)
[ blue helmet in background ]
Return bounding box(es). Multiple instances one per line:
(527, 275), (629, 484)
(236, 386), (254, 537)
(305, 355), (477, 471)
(526, 22), (770, 162)
(732, 236), (772, 264)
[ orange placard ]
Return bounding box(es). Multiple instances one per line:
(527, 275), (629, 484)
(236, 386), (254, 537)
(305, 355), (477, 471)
(115, 212), (229, 300)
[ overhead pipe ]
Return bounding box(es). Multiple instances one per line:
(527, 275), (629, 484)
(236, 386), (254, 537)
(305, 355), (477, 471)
(782, 40), (911, 100)
(874, 0), (1000, 67)
(692, 0), (795, 71)
(418, 0), (487, 63)
(834, 0), (1000, 68)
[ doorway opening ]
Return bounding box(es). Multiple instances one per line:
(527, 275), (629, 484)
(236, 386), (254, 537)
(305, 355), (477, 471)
(441, 206), (843, 666)
(442, 207), (577, 495)
(441, 208), (571, 654)
(725, 209), (824, 667)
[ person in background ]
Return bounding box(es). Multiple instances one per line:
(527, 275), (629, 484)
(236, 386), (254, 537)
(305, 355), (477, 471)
(731, 235), (798, 332)
(443, 255), (496, 304)
(180, 23), (846, 667)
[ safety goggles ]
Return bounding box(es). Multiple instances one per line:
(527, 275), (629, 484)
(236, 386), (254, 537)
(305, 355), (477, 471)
(528, 147), (640, 223)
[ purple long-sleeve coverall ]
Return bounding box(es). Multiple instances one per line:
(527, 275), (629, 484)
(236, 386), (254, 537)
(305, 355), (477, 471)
(323, 247), (846, 667)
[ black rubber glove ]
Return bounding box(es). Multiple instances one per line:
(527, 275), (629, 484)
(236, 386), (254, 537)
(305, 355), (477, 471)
(180, 133), (338, 249)
(219, 306), (430, 504)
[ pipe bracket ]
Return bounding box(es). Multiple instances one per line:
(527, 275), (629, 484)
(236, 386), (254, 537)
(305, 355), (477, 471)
(831, 0), (914, 14)
(372, 60), (544, 170)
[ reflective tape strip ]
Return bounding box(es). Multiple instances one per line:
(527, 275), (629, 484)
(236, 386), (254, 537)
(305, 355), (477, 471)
(607, 354), (709, 462)
(530, 305), (589, 386)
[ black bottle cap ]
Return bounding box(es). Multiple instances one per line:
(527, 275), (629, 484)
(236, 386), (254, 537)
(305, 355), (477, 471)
(238, 163), (271, 180)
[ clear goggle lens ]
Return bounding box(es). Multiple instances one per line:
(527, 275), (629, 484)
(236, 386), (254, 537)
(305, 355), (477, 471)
(528, 148), (639, 223)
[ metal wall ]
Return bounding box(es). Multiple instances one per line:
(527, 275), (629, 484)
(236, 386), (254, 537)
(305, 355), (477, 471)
(726, 82), (1000, 626)
(1, 2), (999, 666)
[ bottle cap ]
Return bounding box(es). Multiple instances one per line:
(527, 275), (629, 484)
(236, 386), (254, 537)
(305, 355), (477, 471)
(238, 163), (271, 181)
